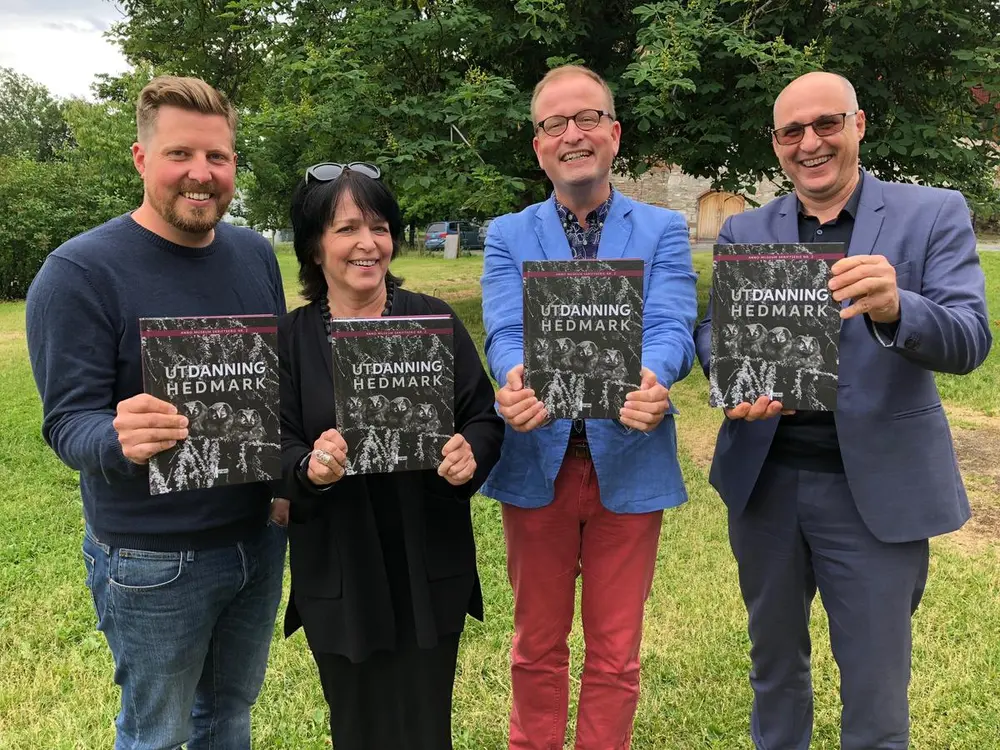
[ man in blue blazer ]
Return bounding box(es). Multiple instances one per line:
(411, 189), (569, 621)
(481, 65), (697, 749)
(695, 71), (992, 749)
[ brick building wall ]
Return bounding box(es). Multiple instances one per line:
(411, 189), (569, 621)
(611, 164), (784, 241)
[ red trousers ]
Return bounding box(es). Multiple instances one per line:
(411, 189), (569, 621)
(502, 451), (663, 750)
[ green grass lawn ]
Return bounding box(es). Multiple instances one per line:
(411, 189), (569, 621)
(275, 243), (487, 312)
(0, 251), (997, 748)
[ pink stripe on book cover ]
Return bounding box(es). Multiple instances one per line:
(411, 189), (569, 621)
(141, 314), (274, 320)
(141, 327), (278, 337)
(330, 328), (452, 338)
(714, 253), (845, 262)
(338, 315), (452, 321)
(523, 270), (644, 278)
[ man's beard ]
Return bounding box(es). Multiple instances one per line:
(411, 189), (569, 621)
(152, 187), (232, 234)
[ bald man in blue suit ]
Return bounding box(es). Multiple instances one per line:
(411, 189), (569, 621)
(695, 72), (992, 749)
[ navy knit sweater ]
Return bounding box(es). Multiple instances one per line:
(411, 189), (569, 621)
(25, 214), (287, 551)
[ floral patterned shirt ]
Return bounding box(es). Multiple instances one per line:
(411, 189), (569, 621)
(554, 189), (614, 260)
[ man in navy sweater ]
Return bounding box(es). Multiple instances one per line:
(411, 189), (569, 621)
(25, 76), (287, 750)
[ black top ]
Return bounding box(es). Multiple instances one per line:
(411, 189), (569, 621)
(768, 178), (862, 473)
(324, 275), (409, 635)
(278, 287), (504, 662)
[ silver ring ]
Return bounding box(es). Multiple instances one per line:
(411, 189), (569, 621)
(314, 449), (333, 467)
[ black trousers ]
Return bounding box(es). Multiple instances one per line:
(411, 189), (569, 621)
(314, 631), (461, 750)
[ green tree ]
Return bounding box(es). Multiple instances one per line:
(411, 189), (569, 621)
(238, 4), (520, 231)
(0, 158), (122, 299)
(627, 0), (1000, 204)
(105, 0), (1000, 225)
(0, 67), (69, 161)
(108, 0), (289, 105)
(0, 70), (150, 299)
(240, 0), (652, 230)
(61, 68), (158, 215)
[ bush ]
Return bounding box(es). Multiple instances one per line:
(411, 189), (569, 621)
(0, 158), (135, 300)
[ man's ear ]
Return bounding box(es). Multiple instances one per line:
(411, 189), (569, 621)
(132, 142), (146, 178)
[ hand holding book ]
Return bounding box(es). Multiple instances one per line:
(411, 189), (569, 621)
(724, 396), (796, 422)
(114, 393), (190, 465)
(496, 364), (549, 432)
(619, 368), (670, 432)
(308, 428), (349, 486)
(828, 255), (901, 323)
(437, 433), (477, 486)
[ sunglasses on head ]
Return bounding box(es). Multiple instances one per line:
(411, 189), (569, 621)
(304, 162), (381, 183)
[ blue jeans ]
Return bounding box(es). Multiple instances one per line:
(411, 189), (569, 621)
(82, 522), (286, 750)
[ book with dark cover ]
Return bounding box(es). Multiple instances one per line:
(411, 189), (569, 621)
(329, 315), (454, 475)
(709, 243), (845, 411)
(139, 315), (281, 496)
(522, 259), (644, 420)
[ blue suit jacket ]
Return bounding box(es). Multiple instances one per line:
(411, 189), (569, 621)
(694, 170), (993, 543)
(480, 194), (698, 513)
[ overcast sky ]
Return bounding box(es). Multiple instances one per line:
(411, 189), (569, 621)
(0, 0), (131, 99)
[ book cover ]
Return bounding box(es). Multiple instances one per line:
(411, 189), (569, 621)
(522, 259), (644, 420)
(709, 243), (845, 411)
(139, 315), (281, 496)
(330, 315), (454, 475)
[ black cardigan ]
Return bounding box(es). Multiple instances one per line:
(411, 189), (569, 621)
(278, 288), (504, 662)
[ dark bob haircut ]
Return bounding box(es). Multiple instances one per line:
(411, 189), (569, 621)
(289, 168), (403, 303)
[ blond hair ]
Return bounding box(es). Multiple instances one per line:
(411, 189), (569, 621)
(136, 76), (238, 144)
(530, 65), (617, 125)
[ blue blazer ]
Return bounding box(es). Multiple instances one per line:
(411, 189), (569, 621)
(695, 170), (993, 543)
(481, 194), (698, 513)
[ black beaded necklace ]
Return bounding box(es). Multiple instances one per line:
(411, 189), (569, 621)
(321, 277), (395, 340)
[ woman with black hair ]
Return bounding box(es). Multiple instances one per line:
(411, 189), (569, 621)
(279, 162), (504, 749)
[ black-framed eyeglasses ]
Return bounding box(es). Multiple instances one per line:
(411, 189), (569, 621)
(535, 109), (613, 137)
(305, 161), (381, 183)
(772, 112), (858, 146)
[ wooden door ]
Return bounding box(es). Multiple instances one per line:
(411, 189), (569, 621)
(697, 192), (745, 241)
